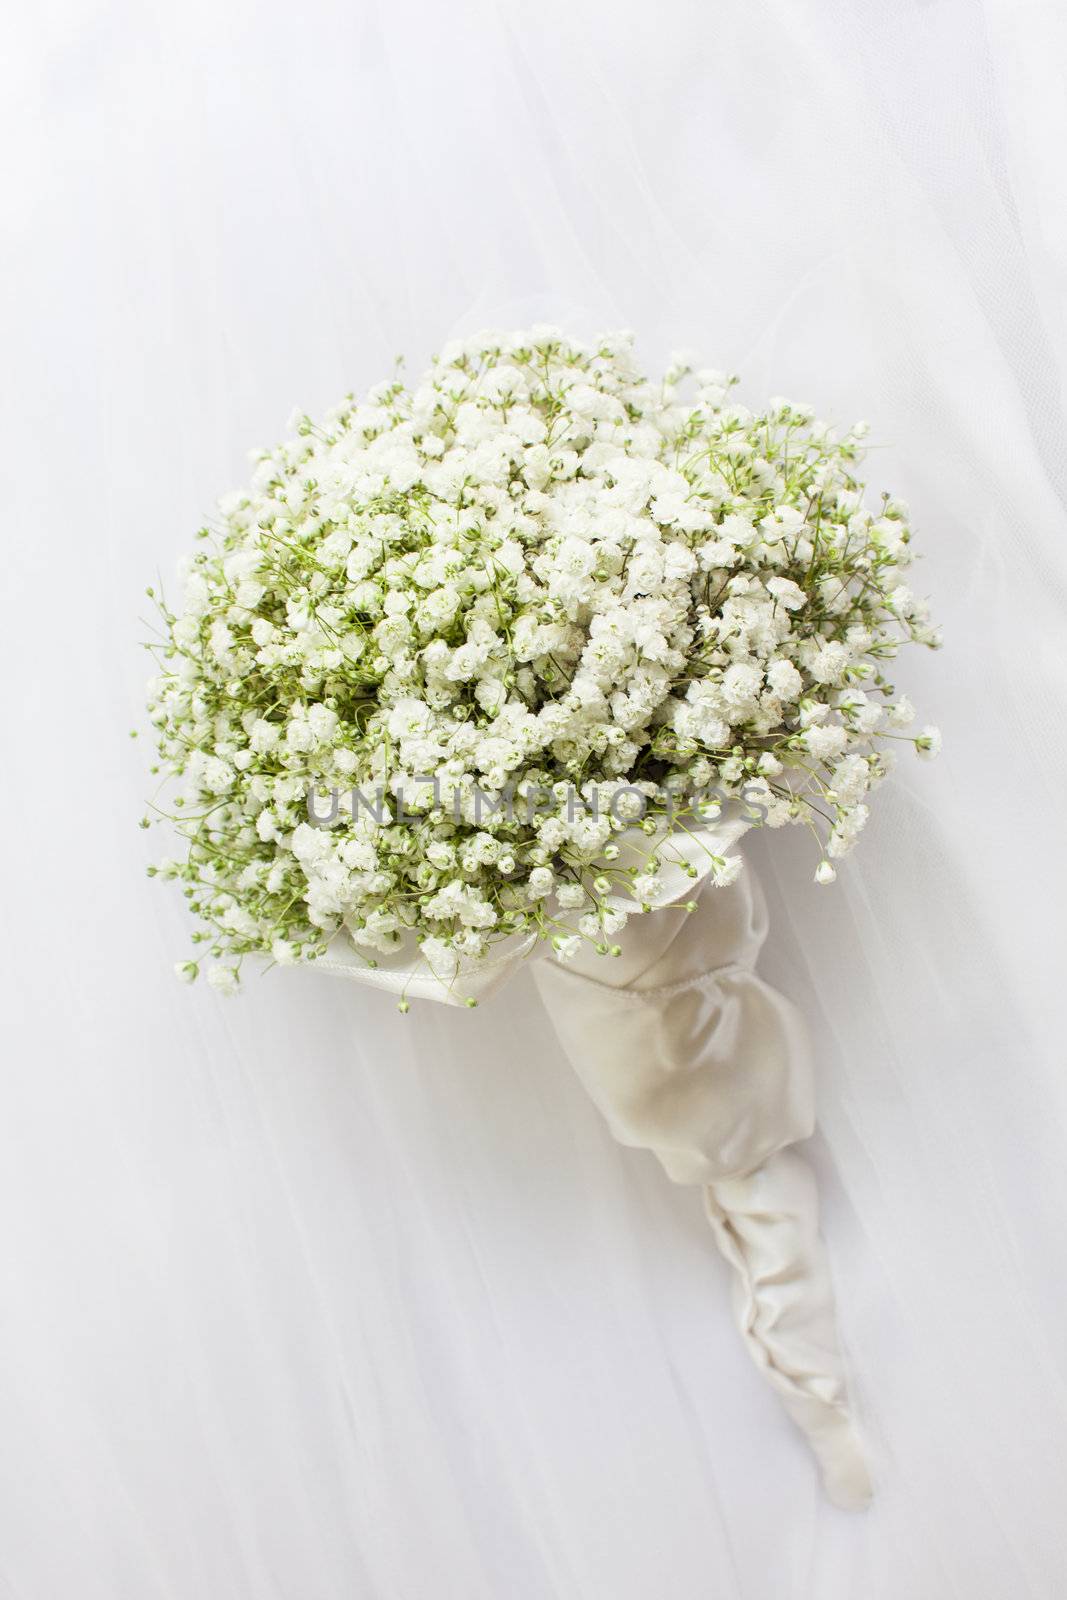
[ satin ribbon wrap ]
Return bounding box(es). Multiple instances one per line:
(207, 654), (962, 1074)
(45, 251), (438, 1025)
(315, 820), (872, 1508)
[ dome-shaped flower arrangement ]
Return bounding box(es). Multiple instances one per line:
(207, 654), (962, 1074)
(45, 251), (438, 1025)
(144, 327), (939, 994)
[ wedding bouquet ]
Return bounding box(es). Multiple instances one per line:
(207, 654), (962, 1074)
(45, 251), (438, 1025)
(144, 327), (938, 997)
(143, 326), (940, 1506)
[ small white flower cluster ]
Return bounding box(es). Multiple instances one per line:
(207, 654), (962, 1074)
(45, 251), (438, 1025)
(145, 328), (939, 993)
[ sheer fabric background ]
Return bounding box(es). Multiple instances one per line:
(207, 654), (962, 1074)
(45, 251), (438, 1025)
(3, 1), (1067, 1594)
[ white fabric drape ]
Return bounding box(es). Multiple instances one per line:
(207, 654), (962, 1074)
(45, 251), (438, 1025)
(4, 0), (1067, 1595)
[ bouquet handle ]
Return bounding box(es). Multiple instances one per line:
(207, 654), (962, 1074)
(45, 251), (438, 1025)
(532, 844), (872, 1509)
(705, 1153), (871, 1509)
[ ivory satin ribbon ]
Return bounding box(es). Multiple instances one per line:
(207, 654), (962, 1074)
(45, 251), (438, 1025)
(314, 820), (872, 1508)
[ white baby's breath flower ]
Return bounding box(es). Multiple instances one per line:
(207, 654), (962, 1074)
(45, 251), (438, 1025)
(711, 855), (743, 888)
(552, 934), (582, 962)
(767, 576), (806, 611)
(803, 723), (849, 761)
(809, 641), (850, 685)
(765, 659), (801, 700)
(632, 872), (665, 904)
(527, 866), (555, 899)
(206, 964), (239, 995)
